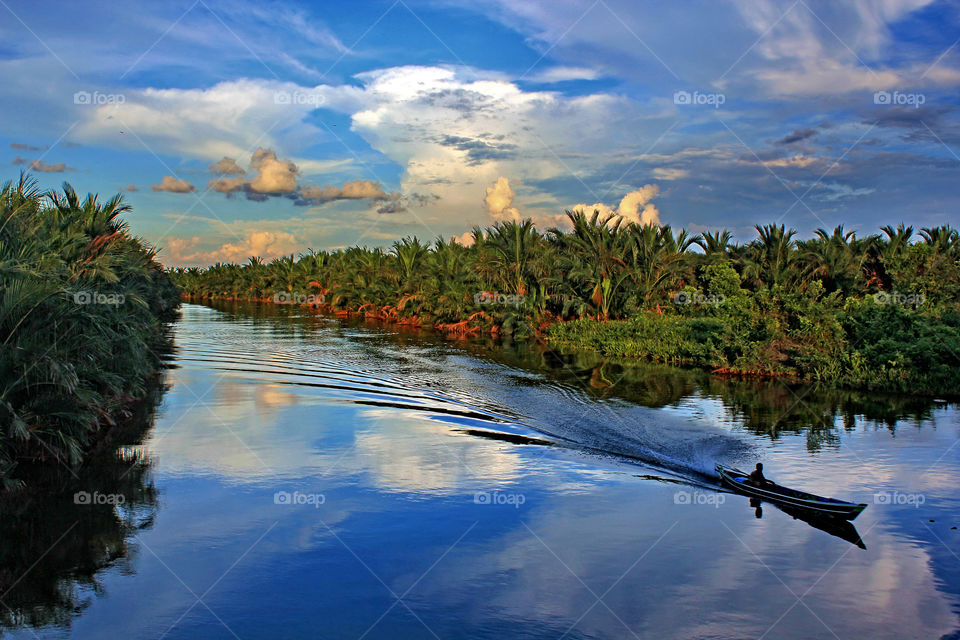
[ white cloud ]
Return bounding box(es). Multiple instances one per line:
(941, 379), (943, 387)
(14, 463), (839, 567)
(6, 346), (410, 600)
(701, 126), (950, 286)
(527, 66), (601, 83)
(207, 176), (247, 194)
(209, 156), (246, 174)
(573, 184), (661, 226)
(151, 176), (197, 193)
(652, 167), (689, 180)
(73, 79), (325, 160)
(167, 230), (300, 264)
(760, 154), (820, 168)
(249, 147), (299, 194)
(484, 176), (520, 221)
(300, 180), (387, 204)
(28, 160), (70, 172)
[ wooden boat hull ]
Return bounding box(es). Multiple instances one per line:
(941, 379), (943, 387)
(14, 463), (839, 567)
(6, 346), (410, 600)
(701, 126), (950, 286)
(716, 464), (867, 521)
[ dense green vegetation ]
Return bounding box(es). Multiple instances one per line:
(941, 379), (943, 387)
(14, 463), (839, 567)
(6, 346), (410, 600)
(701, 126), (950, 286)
(0, 176), (179, 487)
(172, 211), (960, 396)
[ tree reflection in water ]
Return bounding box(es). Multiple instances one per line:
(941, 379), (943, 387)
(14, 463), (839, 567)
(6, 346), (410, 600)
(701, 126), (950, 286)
(0, 378), (166, 633)
(208, 299), (949, 453)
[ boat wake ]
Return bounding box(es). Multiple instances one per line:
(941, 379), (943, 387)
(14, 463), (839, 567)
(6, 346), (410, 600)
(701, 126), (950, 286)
(175, 306), (752, 484)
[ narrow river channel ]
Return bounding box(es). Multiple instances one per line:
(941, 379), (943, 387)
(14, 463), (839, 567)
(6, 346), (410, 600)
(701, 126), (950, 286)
(4, 302), (959, 639)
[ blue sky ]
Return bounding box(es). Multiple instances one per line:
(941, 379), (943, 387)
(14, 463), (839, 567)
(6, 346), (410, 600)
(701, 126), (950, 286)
(1, 0), (958, 265)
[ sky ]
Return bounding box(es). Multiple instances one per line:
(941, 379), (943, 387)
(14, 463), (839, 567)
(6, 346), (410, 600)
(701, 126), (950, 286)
(1, 0), (958, 266)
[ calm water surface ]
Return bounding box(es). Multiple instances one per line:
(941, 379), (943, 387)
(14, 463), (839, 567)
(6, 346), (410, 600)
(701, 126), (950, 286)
(3, 302), (959, 639)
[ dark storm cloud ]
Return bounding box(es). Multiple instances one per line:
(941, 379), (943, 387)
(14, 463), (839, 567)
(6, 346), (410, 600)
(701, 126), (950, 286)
(437, 134), (518, 165)
(864, 105), (960, 144)
(776, 128), (818, 145)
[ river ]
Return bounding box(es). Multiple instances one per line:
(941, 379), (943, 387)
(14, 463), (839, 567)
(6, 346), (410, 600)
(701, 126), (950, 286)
(3, 302), (959, 639)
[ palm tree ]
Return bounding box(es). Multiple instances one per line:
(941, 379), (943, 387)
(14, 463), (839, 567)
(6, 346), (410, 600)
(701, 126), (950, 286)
(802, 225), (869, 294)
(625, 223), (695, 306)
(694, 230), (734, 259)
(742, 224), (798, 288)
(920, 225), (959, 255)
(483, 219), (540, 295)
(549, 211), (630, 319)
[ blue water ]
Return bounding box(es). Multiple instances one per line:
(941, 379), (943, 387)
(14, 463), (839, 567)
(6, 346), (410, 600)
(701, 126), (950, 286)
(4, 303), (959, 639)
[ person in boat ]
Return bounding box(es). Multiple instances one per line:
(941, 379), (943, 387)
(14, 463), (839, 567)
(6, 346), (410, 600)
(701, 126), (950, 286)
(748, 462), (770, 487)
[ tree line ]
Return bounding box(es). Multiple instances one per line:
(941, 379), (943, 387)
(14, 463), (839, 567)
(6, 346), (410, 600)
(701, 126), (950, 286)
(173, 211), (960, 394)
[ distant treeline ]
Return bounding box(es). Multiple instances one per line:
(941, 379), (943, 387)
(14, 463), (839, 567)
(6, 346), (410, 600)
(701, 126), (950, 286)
(172, 211), (960, 395)
(0, 176), (180, 487)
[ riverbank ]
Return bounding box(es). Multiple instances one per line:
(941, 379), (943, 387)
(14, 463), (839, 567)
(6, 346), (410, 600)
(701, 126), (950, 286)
(184, 291), (960, 399)
(0, 176), (180, 488)
(171, 214), (959, 398)
(546, 303), (960, 396)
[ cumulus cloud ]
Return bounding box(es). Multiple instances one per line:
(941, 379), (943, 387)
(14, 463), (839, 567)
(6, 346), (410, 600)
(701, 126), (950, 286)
(166, 230), (301, 265)
(11, 156), (27, 165)
(484, 176), (520, 221)
(198, 149), (422, 210)
(299, 179), (387, 204)
(151, 176), (197, 193)
(29, 160), (71, 172)
(207, 176), (248, 194)
(123, 184), (137, 192)
(71, 66), (645, 235)
(573, 184), (661, 226)
(209, 156), (246, 175)
(249, 147), (299, 194)
(452, 230), (476, 247)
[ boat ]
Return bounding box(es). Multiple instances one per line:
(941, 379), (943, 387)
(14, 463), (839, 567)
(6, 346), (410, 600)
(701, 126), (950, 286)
(715, 464), (868, 521)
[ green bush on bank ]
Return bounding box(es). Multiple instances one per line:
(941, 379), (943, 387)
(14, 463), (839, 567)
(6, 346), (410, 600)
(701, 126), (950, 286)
(548, 293), (960, 394)
(0, 176), (180, 487)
